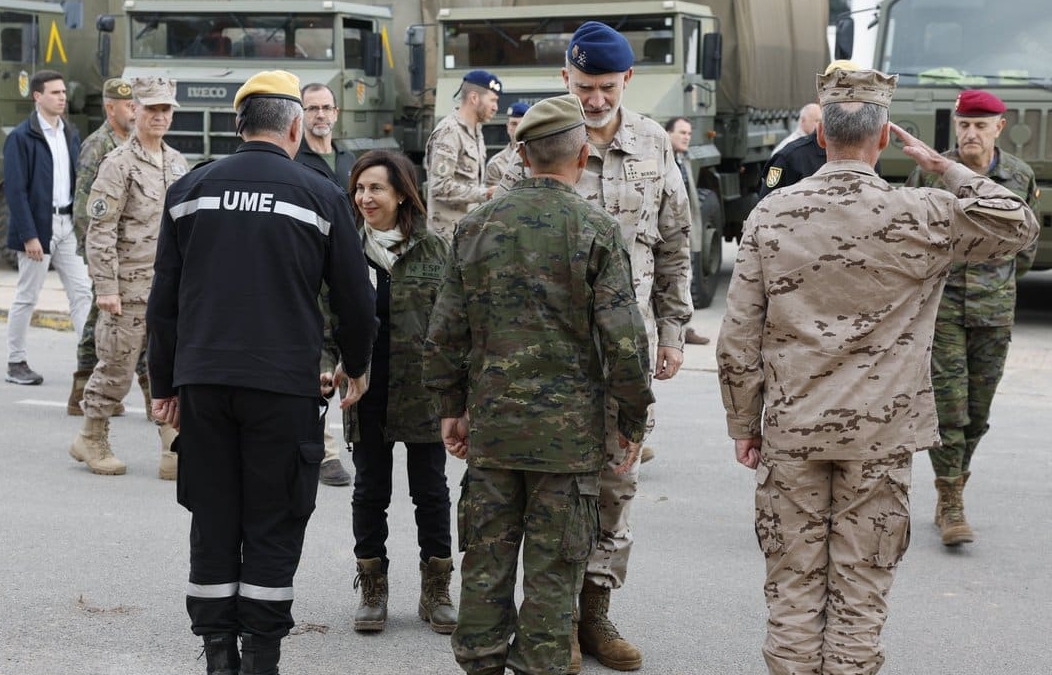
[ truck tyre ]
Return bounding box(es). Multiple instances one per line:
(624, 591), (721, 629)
(691, 188), (723, 309)
(0, 191), (18, 270)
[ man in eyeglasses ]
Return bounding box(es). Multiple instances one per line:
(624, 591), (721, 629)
(294, 82), (357, 488)
(295, 83), (355, 194)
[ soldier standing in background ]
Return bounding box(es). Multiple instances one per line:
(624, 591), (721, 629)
(293, 82), (355, 487)
(498, 22), (692, 671)
(717, 68), (1037, 675)
(424, 69), (502, 241)
(69, 77), (188, 477)
(484, 100), (528, 186)
(904, 90), (1039, 547)
(67, 78), (142, 417)
(424, 94), (654, 675)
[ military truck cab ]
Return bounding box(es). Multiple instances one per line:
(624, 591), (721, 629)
(118, 0), (399, 162)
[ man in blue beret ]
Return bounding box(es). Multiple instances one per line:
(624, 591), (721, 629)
(497, 20), (693, 672)
(904, 89), (1038, 548)
(485, 101), (530, 186)
(424, 69), (503, 240)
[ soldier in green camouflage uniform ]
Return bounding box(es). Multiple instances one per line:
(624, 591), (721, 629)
(904, 89), (1038, 546)
(69, 77), (188, 478)
(67, 78), (145, 417)
(423, 95), (654, 675)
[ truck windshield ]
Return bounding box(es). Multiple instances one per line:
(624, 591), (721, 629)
(129, 12), (335, 60)
(881, 0), (1052, 85)
(441, 15), (675, 69)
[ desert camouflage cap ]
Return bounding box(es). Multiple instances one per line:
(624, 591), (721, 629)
(103, 78), (133, 100)
(817, 68), (897, 109)
(131, 76), (179, 107)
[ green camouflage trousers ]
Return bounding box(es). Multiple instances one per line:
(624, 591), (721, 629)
(453, 466), (599, 675)
(754, 452), (912, 675)
(929, 323), (1011, 478)
(77, 299), (148, 376)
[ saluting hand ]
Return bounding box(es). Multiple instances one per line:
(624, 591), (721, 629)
(891, 123), (953, 175)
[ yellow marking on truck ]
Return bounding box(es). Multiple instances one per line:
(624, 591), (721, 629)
(45, 21), (67, 64)
(381, 26), (393, 67)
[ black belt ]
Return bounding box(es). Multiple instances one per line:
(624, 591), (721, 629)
(52, 204), (72, 215)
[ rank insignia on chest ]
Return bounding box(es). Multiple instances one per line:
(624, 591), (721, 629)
(765, 167), (783, 188)
(89, 198), (109, 219)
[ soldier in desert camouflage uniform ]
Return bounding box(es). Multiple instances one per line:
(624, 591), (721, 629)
(66, 78), (147, 416)
(717, 68), (1037, 675)
(496, 22), (692, 671)
(69, 77), (188, 477)
(904, 89), (1038, 547)
(424, 69), (501, 241)
(484, 101), (528, 186)
(424, 94), (654, 675)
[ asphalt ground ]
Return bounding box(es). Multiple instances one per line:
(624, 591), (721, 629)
(1, 249), (1050, 675)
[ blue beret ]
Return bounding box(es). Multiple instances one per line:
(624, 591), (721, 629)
(462, 69), (503, 93)
(567, 21), (634, 75)
(507, 101), (530, 117)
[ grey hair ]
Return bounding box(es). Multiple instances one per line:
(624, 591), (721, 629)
(236, 97), (303, 137)
(821, 101), (887, 146)
(523, 124), (587, 170)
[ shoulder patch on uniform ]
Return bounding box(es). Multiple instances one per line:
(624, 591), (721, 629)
(433, 158), (453, 178)
(765, 167), (783, 189)
(171, 163), (187, 177)
(89, 198), (108, 219)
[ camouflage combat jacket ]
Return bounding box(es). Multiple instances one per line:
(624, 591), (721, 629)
(423, 177), (655, 473)
(497, 107), (692, 351)
(717, 161), (1038, 460)
(905, 148), (1038, 327)
(321, 217), (449, 444)
(424, 109), (489, 239)
(85, 137), (188, 303)
(73, 121), (125, 256)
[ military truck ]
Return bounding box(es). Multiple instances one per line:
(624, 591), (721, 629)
(419, 1), (828, 307)
(835, 0), (1052, 270)
(0, 0), (124, 268)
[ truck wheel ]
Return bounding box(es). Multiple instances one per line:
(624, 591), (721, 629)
(0, 192), (18, 270)
(691, 223), (722, 309)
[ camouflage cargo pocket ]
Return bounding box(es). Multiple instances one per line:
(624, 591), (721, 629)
(754, 460), (783, 556)
(560, 473), (600, 564)
(873, 466), (912, 568)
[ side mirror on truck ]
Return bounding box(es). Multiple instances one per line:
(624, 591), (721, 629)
(702, 32), (722, 81)
(406, 25), (426, 94)
(834, 16), (854, 60)
(363, 32), (383, 78)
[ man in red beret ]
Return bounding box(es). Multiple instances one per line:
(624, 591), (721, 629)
(905, 89), (1038, 547)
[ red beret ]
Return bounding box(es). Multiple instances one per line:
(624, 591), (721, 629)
(955, 90), (1006, 117)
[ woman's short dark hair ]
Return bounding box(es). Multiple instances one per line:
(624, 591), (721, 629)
(349, 150), (425, 240)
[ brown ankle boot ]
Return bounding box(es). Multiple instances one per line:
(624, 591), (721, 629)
(70, 417), (126, 475)
(934, 473), (974, 546)
(419, 556), (457, 633)
(579, 580), (642, 670)
(354, 557), (388, 631)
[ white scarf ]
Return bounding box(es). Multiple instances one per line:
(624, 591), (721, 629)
(363, 225), (406, 274)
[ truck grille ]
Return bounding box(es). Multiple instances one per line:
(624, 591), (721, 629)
(168, 110), (241, 160)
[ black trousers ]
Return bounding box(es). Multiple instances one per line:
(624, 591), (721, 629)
(177, 384), (325, 640)
(351, 405), (452, 569)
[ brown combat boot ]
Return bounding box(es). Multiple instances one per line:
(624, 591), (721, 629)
(158, 423), (178, 480)
(69, 417), (127, 475)
(139, 372), (153, 422)
(934, 472), (974, 546)
(66, 369), (91, 416)
(419, 556), (457, 634)
(568, 614), (582, 674)
(354, 558), (388, 631)
(579, 580), (642, 671)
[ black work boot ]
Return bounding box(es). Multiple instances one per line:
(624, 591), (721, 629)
(240, 634), (280, 675)
(202, 633), (239, 675)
